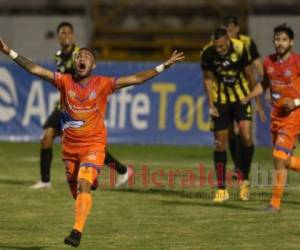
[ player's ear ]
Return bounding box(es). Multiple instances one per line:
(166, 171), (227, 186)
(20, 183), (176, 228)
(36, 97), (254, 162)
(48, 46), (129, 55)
(92, 62), (96, 69)
(291, 39), (294, 46)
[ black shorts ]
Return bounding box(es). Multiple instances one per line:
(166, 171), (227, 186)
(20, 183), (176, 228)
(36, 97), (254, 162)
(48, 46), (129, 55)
(42, 107), (61, 131)
(210, 102), (252, 131)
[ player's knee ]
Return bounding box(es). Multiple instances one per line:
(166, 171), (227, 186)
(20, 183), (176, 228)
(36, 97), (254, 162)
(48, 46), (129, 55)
(41, 128), (56, 147)
(240, 133), (253, 146)
(273, 149), (290, 169)
(214, 139), (227, 151)
(78, 178), (91, 193)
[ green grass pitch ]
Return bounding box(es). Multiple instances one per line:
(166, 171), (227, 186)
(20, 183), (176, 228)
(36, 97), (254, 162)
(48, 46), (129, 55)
(0, 142), (300, 249)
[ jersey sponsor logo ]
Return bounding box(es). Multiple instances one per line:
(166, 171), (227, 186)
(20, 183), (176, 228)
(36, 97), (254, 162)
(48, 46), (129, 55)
(272, 92), (281, 100)
(0, 67), (18, 122)
(222, 60), (231, 67)
(61, 111), (85, 130)
(271, 79), (289, 86)
(87, 153), (97, 160)
(222, 76), (236, 84)
(63, 120), (84, 129)
(89, 91), (97, 100)
(67, 90), (76, 100)
(284, 69), (292, 77)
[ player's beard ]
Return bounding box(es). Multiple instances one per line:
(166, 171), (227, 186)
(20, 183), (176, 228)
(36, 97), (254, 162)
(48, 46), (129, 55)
(276, 45), (292, 58)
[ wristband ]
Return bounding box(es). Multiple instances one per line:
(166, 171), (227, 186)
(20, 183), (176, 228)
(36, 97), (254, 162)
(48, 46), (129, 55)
(155, 64), (165, 73)
(294, 98), (300, 107)
(9, 50), (18, 59)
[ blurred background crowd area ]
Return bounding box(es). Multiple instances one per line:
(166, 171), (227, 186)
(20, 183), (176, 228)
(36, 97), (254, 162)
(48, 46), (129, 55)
(1, 0), (300, 61)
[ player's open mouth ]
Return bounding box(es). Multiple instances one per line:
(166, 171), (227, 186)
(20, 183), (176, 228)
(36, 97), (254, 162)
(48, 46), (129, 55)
(79, 63), (86, 70)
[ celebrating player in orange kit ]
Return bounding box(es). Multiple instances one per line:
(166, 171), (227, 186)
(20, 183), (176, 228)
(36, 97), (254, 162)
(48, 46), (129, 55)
(242, 24), (300, 212)
(0, 38), (185, 247)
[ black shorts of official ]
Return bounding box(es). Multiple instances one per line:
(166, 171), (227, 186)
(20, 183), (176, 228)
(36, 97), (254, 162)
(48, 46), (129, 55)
(210, 102), (252, 131)
(42, 107), (62, 131)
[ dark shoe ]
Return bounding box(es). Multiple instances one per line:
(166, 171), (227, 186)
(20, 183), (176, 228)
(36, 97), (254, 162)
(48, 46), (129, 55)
(262, 204), (280, 213)
(64, 229), (82, 247)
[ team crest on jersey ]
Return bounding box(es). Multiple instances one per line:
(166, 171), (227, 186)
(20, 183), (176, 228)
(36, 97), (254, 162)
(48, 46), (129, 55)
(89, 91), (97, 100)
(267, 67), (274, 74)
(222, 60), (231, 67)
(87, 153), (97, 160)
(68, 90), (76, 99)
(284, 69), (292, 77)
(230, 53), (238, 62)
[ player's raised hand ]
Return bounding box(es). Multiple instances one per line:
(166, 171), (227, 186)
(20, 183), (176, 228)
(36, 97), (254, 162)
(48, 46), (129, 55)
(0, 38), (10, 55)
(163, 50), (185, 68)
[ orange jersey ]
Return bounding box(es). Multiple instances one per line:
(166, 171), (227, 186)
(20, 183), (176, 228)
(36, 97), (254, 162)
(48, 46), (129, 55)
(264, 53), (300, 118)
(264, 53), (300, 153)
(53, 73), (116, 146)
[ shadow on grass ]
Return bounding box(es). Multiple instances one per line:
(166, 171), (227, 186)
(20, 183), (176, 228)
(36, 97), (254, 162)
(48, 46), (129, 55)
(0, 178), (34, 186)
(0, 245), (48, 250)
(108, 187), (203, 199)
(283, 200), (300, 206)
(108, 188), (276, 209)
(159, 199), (260, 211)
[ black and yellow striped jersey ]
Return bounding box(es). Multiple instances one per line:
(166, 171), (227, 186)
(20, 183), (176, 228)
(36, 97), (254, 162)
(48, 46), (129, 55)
(201, 38), (251, 104)
(237, 34), (260, 62)
(54, 44), (80, 75)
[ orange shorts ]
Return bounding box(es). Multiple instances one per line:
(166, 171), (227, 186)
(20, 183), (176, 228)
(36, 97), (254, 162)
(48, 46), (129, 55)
(271, 108), (300, 159)
(62, 143), (106, 184)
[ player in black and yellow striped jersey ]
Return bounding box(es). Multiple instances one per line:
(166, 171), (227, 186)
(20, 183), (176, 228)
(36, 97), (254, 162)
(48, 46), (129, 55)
(221, 16), (263, 80)
(31, 22), (130, 190)
(221, 16), (266, 195)
(200, 28), (261, 202)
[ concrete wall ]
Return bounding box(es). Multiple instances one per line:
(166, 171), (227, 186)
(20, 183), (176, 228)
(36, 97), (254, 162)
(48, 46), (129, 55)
(249, 15), (300, 58)
(0, 16), (89, 61)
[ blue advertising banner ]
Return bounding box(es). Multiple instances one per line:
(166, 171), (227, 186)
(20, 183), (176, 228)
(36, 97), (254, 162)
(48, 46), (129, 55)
(0, 62), (271, 146)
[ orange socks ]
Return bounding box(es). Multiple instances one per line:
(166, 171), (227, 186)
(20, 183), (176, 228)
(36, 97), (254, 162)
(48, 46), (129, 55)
(270, 169), (286, 209)
(289, 156), (300, 172)
(74, 193), (92, 233)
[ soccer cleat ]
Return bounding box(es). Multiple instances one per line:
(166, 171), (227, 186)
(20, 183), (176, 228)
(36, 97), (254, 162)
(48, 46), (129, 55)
(30, 181), (51, 189)
(64, 229), (82, 247)
(239, 180), (250, 201)
(115, 166), (133, 188)
(262, 204), (280, 213)
(213, 189), (229, 203)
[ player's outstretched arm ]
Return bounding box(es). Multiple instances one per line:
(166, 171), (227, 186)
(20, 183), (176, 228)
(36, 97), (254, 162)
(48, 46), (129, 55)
(0, 38), (54, 82)
(115, 50), (185, 89)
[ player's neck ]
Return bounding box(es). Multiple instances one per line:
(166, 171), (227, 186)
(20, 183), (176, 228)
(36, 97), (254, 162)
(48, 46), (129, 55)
(75, 75), (91, 85)
(277, 51), (292, 62)
(61, 44), (74, 54)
